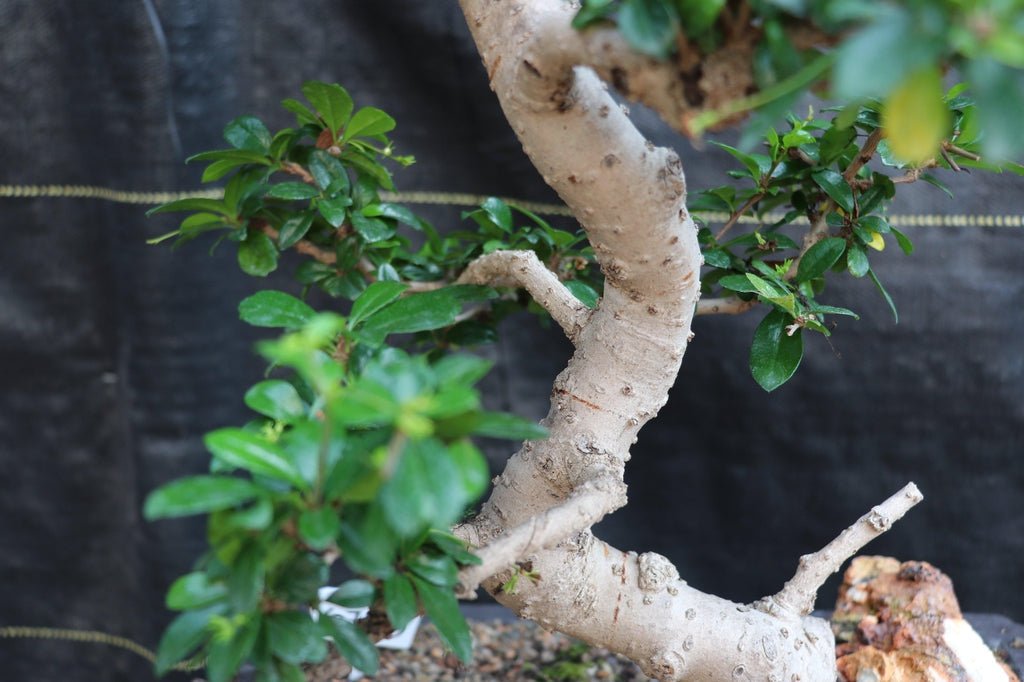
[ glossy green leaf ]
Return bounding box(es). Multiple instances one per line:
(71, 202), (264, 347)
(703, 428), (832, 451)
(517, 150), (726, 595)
(204, 428), (308, 489)
(410, 575), (472, 663)
(224, 116), (272, 154)
(383, 573), (418, 631)
(227, 544), (264, 613)
(349, 281), (409, 327)
(281, 97), (320, 126)
(238, 232), (279, 277)
(481, 197), (512, 232)
(166, 572), (228, 611)
(868, 268), (899, 323)
(749, 309), (803, 392)
(359, 288), (463, 338)
(327, 580), (376, 609)
(317, 196), (351, 228)
(244, 380), (306, 421)
(890, 226), (914, 255)
(266, 182), (320, 200)
(146, 197), (228, 217)
(433, 355), (492, 389)
(564, 279), (600, 309)
(618, 0), (677, 58)
(301, 81), (354, 134)
(320, 615), (379, 674)
(343, 107), (396, 141)
(796, 237), (846, 282)
(309, 150), (350, 194)
(811, 169), (854, 213)
(717, 274), (760, 294)
(155, 609), (213, 675)
(350, 212), (394, 243)
(277, 212), (315, 249)
(846, 244), (870, 277)
(238, 290), (316, 329)
(144, 476), (262, 520)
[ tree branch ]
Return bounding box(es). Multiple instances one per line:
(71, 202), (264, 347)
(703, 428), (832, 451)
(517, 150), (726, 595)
(762, 482), (924, 617)
(457, 250), (592, 342)
(695, 297), (757, 315)
(455, 477), (627, 598)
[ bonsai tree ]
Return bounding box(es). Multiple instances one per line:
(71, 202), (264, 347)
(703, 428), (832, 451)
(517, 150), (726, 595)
(144, 1), (1024, 680)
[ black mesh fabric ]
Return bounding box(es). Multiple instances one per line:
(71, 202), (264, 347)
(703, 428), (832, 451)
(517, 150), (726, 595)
(0, 2), (1021, 680)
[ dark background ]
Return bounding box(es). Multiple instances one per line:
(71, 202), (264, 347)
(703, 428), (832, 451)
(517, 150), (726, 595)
(0, 2), (1021, 681)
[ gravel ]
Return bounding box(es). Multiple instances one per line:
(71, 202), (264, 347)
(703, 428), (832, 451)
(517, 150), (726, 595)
(305, 618), (658, 682)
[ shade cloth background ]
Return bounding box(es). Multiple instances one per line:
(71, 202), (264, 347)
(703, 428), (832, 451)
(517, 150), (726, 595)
(0, 2), (1021, 680)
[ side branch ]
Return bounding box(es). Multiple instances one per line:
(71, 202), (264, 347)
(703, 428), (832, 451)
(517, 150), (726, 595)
(455, 477), (627, 598)
(763, 482), (924, 617)
(457, 250), (591, 342)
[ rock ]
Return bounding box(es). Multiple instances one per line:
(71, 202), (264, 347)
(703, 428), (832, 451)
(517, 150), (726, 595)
(833, 556), (1020, 682)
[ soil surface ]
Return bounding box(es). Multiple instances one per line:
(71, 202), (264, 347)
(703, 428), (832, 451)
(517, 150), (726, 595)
(303, 618), (657, 681)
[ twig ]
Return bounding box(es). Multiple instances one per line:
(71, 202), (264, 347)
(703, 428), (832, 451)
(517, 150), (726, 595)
(843, 129), (884, 184)
(762, 482), (924, 617)
(715, 192), (764, 241)
(457, 250), (592, 342)
(696, 297), (757, 316)
(456, 478), (627, 598)
(280, 161), (316, 185)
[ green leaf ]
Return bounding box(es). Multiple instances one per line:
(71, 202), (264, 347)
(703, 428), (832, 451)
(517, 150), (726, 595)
(796, 237), (846, 282)
(277, 212), (315, 249)
(811, 169), (854, 213)
(428, 530), (481, 566)
(224, 116), (272, 154)
(349, 281), (409, 327)
(320, 615), (379, 674)
(890, 226), (914, 255)
(301, 81), (354, 134)
(407, 554), (458, 588)
(327, 580), (376, 609)
(966, 58), (1024, 160)
(846, 244), (869, 277)
(362, 202), (421, 227)
(618, 0), (677, 59)
(343, 107), (397, 141)
(868, 268), (899, 323)
(298, 507), (341, 550)
(383, 574), (418, 631)
(266, 182), (320, 200)
(205, 623), (258, 682)
(144, 476), (262, 520)
(410, 575), (472, 663)
(238, 290), (316, 329)
(238, 232), (279, 277)
(471, 412), (547, 440)
(317, 196), (351, 228)
(882, 67), (949, 165)
(281, 97), (320, 127)
(350, 212), (394, 243)
(359, 288), (464, 339)
(205, 619), (259, 682)
(205, 428), (308, 489)
(155, 610), (212, 675)
(336, 508), (398, 579)
(711, 142), (772, 181)
(267, 611), (327, 665)
(166, 572), (228, 611)
(227, 544), (264, 613)
(564, 280), (600, 309)
(245, 380), (306, 422)
(749, 309), (803, 392)
(309, 150), (351, 195)
(702, 248), (732, 269)
(481, 197), (513, 232)
(146, 197), (228, 217)
(433, 355), (492, 388)
(717, 274), (760, 294)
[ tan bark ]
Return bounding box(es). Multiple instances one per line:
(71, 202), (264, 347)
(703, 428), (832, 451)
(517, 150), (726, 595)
(453, 2), (921, 679)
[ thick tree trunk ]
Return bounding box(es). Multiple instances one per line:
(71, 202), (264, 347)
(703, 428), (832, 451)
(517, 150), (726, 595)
(453, 2), (920, 679)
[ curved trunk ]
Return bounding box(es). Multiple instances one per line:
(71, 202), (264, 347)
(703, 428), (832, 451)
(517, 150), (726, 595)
(453, 2), (919, 679)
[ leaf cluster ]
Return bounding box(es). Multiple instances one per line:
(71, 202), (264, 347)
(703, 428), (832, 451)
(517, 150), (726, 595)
(143, 83), (601, 681)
